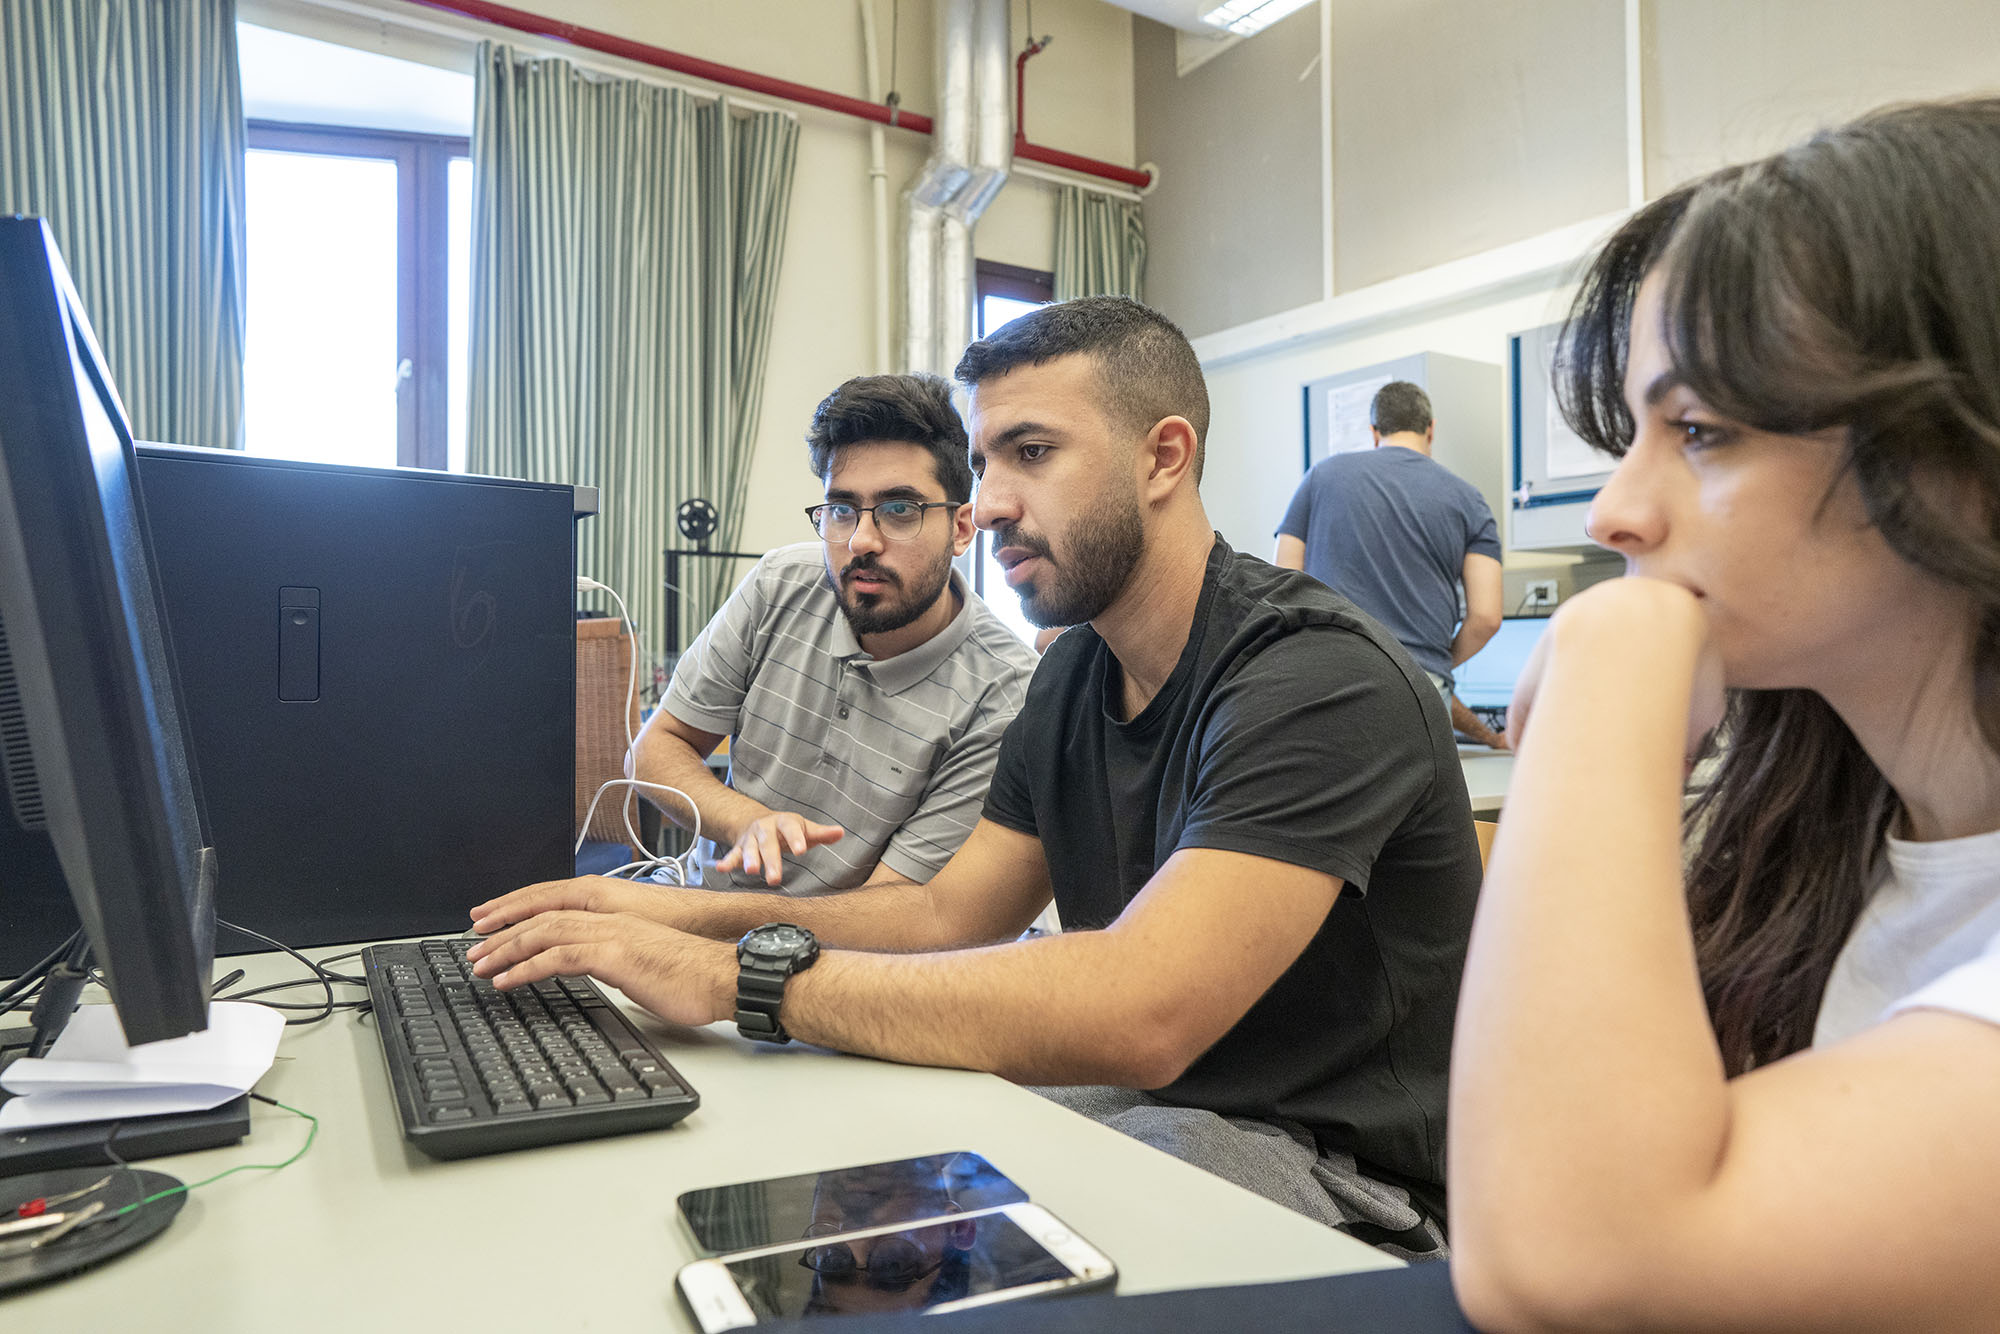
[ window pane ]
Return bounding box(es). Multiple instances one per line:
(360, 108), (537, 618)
(977, 541), (1041, 647)
(244, 149), (401, 467)
(972, 289), (1048, 645)
(979, 293), (1044, 339)
(447, 155), (472, 473)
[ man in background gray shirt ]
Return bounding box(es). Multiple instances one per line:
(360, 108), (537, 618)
(1274, 380), (1504, 744)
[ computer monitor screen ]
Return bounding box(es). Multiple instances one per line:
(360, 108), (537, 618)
(1453, 615), (1551, 711)
(0, 216), (215, 1046)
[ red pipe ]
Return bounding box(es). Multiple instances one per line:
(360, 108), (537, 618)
(409, 0), (1152, 190)
(1008, 33), (1148, 190)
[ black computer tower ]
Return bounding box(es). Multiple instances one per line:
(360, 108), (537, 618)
(1, 448), (587, 971)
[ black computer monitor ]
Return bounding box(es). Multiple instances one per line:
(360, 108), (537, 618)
(0, 216), (216, 1048)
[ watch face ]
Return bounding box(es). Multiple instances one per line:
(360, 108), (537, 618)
(748, 924), (810, 958)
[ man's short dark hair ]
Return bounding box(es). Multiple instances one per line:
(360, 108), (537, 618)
(807, 374), (973, 503)
(1371, 381), (1433, 437)
(952, 296), (1210, 482)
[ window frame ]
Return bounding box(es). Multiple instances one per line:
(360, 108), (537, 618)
(246, 120), (468, 471)
(968, 261), (1054, 632)
(975, 259), (1055, 317)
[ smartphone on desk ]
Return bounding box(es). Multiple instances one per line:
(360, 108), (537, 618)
(677, 1151), (1027, 1255)
(676, 1202), (1116, 1329)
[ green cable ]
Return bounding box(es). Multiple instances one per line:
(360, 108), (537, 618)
(113, 1096), (318, 1217)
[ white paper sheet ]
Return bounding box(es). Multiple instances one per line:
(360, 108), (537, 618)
(1327, 376), (1392, 457)
(1544, 384), (1605, 481)
(0, 1001), (284, 1130)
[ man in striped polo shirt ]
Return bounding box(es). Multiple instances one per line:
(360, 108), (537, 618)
(630, 373), (1037, 894)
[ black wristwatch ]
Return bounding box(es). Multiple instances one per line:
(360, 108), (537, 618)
(735, 923), (820, 1044)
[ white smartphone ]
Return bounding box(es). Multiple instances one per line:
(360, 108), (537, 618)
(675, 1201), (1117, 1330)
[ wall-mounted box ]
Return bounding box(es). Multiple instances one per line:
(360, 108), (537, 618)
(1508, 321), (1615, 552)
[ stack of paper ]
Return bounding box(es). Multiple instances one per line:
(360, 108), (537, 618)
(0, 1002), (284, 1131)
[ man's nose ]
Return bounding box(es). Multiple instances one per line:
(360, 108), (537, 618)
(972, 478), (1017, 532)
(846, 510), (888, 556)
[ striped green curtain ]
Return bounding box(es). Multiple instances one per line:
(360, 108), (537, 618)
(468, 43), (799, 670)
(0, 0), (247, 450)
(1053, 185), (1146, 302)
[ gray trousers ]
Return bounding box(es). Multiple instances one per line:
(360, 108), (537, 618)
(1030, 1084), (1446, 1261)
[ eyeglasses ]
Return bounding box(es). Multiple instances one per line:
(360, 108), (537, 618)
(804, 500), (957, 542)
(797, 1232), (945, 1288)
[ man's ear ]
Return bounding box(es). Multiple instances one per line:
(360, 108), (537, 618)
(950, 501), (976, 557)
(1140, 416), (1198, 501)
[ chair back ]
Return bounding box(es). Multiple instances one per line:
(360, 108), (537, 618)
(576, 617), (641, 843)
(1474, 819), (1498, 871)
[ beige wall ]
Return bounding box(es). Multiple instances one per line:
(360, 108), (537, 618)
(1134, 6), (1325, 339)
(1180, 0), (2000, 596)
(1644, 0), (2000, 193)
(1328, 0), (1626, 293)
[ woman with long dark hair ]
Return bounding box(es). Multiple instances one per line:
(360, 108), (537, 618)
(1449, 99), (2000, 1329)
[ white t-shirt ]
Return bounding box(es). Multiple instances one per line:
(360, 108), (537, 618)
(1813, 825), (2000, 1047)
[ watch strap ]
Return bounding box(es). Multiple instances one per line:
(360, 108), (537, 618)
(735, 960), (793, 1043)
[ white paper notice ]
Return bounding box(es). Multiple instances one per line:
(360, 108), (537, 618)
(0, 1001), (284, 1130)
(1544, 384), (1604, 481)
(1327, 376), (1392, 457)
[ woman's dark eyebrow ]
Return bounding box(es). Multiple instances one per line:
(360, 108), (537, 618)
(1643, 371), (1689, 407)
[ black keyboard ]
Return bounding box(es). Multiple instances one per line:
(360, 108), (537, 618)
(361, 939), (699, 1159)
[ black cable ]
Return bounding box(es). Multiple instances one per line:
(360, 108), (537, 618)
(215, 919), (336, 1027)
(0, 976), (45, 1022)
(215, 976), (365, 1004)
(0, 929), (81, 1011)
(889, 0), (900, 107)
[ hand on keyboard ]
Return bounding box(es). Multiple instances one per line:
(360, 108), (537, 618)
(470, 875), (697, 938)
(466, 909), (737, 1032)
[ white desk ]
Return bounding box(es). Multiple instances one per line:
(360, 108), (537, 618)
(11, 945), (1397, 1329)
(1458, 750), (1513, 817)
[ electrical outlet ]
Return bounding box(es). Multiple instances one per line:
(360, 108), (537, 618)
(1525, 580), (1558, 608)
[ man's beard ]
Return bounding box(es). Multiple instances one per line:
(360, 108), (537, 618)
(826, 542), (955, 637)
(999, 484), (1144, 629)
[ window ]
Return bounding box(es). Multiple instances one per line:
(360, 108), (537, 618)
(243, 121), (471, 471)
(970, 261), (1054, 647)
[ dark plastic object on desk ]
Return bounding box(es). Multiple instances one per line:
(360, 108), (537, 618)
(755, 1258), (1477, 1334)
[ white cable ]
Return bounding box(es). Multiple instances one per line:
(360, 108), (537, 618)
(577, 575), (703, 884)
(576, 778), (702, 885)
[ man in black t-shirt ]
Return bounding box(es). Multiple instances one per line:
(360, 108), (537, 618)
(463, 299), (1482, 1254)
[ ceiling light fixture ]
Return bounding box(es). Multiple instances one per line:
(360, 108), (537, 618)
(1198, 0), (1316, 37)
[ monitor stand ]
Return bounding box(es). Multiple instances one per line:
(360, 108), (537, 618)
(0, 948), (252, 1175)
(0, 1093), (251, 1175)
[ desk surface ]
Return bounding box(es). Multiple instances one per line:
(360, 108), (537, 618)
(1458, 750), (1512, 816)
(11, 945), (1396, 1329)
